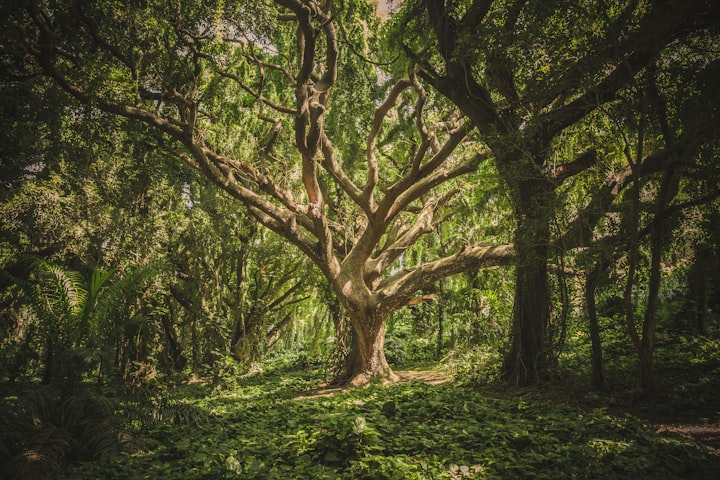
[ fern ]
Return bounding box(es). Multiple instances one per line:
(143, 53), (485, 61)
(98, 267), (153, 323)
(34, 259), (87, 321)
(0, 385), (120, 480)
(120, 386), (212, 430)
(81, 267), (114, 327)
(91, 264), (156, 335)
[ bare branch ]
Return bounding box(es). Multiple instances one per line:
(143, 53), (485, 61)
(547, 150), (598, 185)
(459, 0), (493, 32)
(319, 132), (365, 207)
(369, 188), (461, 280)
(559, 148), (671, 251)
(409, 70), (441, 156)
(381, 127), (479, 223)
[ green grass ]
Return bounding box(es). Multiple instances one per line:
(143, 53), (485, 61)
(60, 365), (720, 480)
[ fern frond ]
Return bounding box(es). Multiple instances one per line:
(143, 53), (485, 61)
(92, 264), (156, 332)
(81, 267), (114, 324)
(32, 259), (87, 321)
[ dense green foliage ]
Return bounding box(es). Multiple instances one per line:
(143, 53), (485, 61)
(2, 0), (720, 477)
(51, 355), (718, 480)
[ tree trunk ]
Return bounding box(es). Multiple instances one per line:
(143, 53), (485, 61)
(436, 300), (444, 362)
(160, 308), (186, 371)
(502, 253), (549, 385)
(343, 309), (396, 386)
(502, 179), (553, 386)
(585, 262), (605, 391)
(688, 243), (712, 336)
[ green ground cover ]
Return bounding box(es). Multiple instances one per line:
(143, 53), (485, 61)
(59, 364), (719, 480)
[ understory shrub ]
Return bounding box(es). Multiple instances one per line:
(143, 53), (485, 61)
(0, 385), (119, 480)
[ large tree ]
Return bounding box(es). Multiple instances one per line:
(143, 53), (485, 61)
(395, 0), (720, 384)
(4, 0), (516, 385)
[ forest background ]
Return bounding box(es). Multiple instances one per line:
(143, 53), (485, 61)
(2, 0), (720, 478)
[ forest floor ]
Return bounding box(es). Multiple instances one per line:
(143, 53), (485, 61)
(655, 423), (720, 452)
(298, 366), (720, 455)
(48, 359), (720, 479)
(13, 339), (716, 479)
(296, 369), (451, 399)
(479, 383), (720, 454)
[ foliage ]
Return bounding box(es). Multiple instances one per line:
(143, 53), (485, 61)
(59, 363), (719, 480)
(0, 256), (156, 384)
(1, 2), (720, 477)
(446, 344), (503, 387)
(0, 385), (120, 480)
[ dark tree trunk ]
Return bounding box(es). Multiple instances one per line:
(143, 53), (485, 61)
(436, 300), (444, 362)
(639, 167), (679, 393)
(160, 303), (186, 371)
(688, 246), (711, 336)
(502, 178), (553, 386)
(585, 262), (605, 391)
(502, 251), (549, 385)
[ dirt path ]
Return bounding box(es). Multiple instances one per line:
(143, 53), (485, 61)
(394, 370), (451, 385)
(655, 423), (720, 453)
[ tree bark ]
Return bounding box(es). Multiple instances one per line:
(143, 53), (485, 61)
(502, 223), (550, 384)
(160, 301), (186, 371)
(585, 261), (606, 391)
(501, 176), (553, 386)
(436, 299), (444, 362)
(502, 253), (549, 385)
(342, 309), (397, 386)
(688, 243), (711, 336)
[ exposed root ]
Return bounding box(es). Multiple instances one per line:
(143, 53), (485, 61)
(346, 369), (400, 388)
(295, 369), (449, 399)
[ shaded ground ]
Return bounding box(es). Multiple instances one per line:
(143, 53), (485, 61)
(56, 365), (720, 479)
(474, 380), (720, 454)
(298, 366), (720, 454)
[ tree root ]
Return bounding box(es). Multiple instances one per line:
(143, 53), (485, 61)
(345, 368), (400, 388)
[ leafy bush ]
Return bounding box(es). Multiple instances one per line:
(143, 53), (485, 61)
(310, 414), (383, 466)
(445, 345), (503, 386)
(384, 335), (407, 366)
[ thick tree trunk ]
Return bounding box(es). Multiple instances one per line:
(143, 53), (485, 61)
(343, 309), (397, 386)
(502, 251), (549, 385)
(502, 179), (553, 386)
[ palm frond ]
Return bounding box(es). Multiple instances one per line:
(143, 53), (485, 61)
(81, 267), (115, 325)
